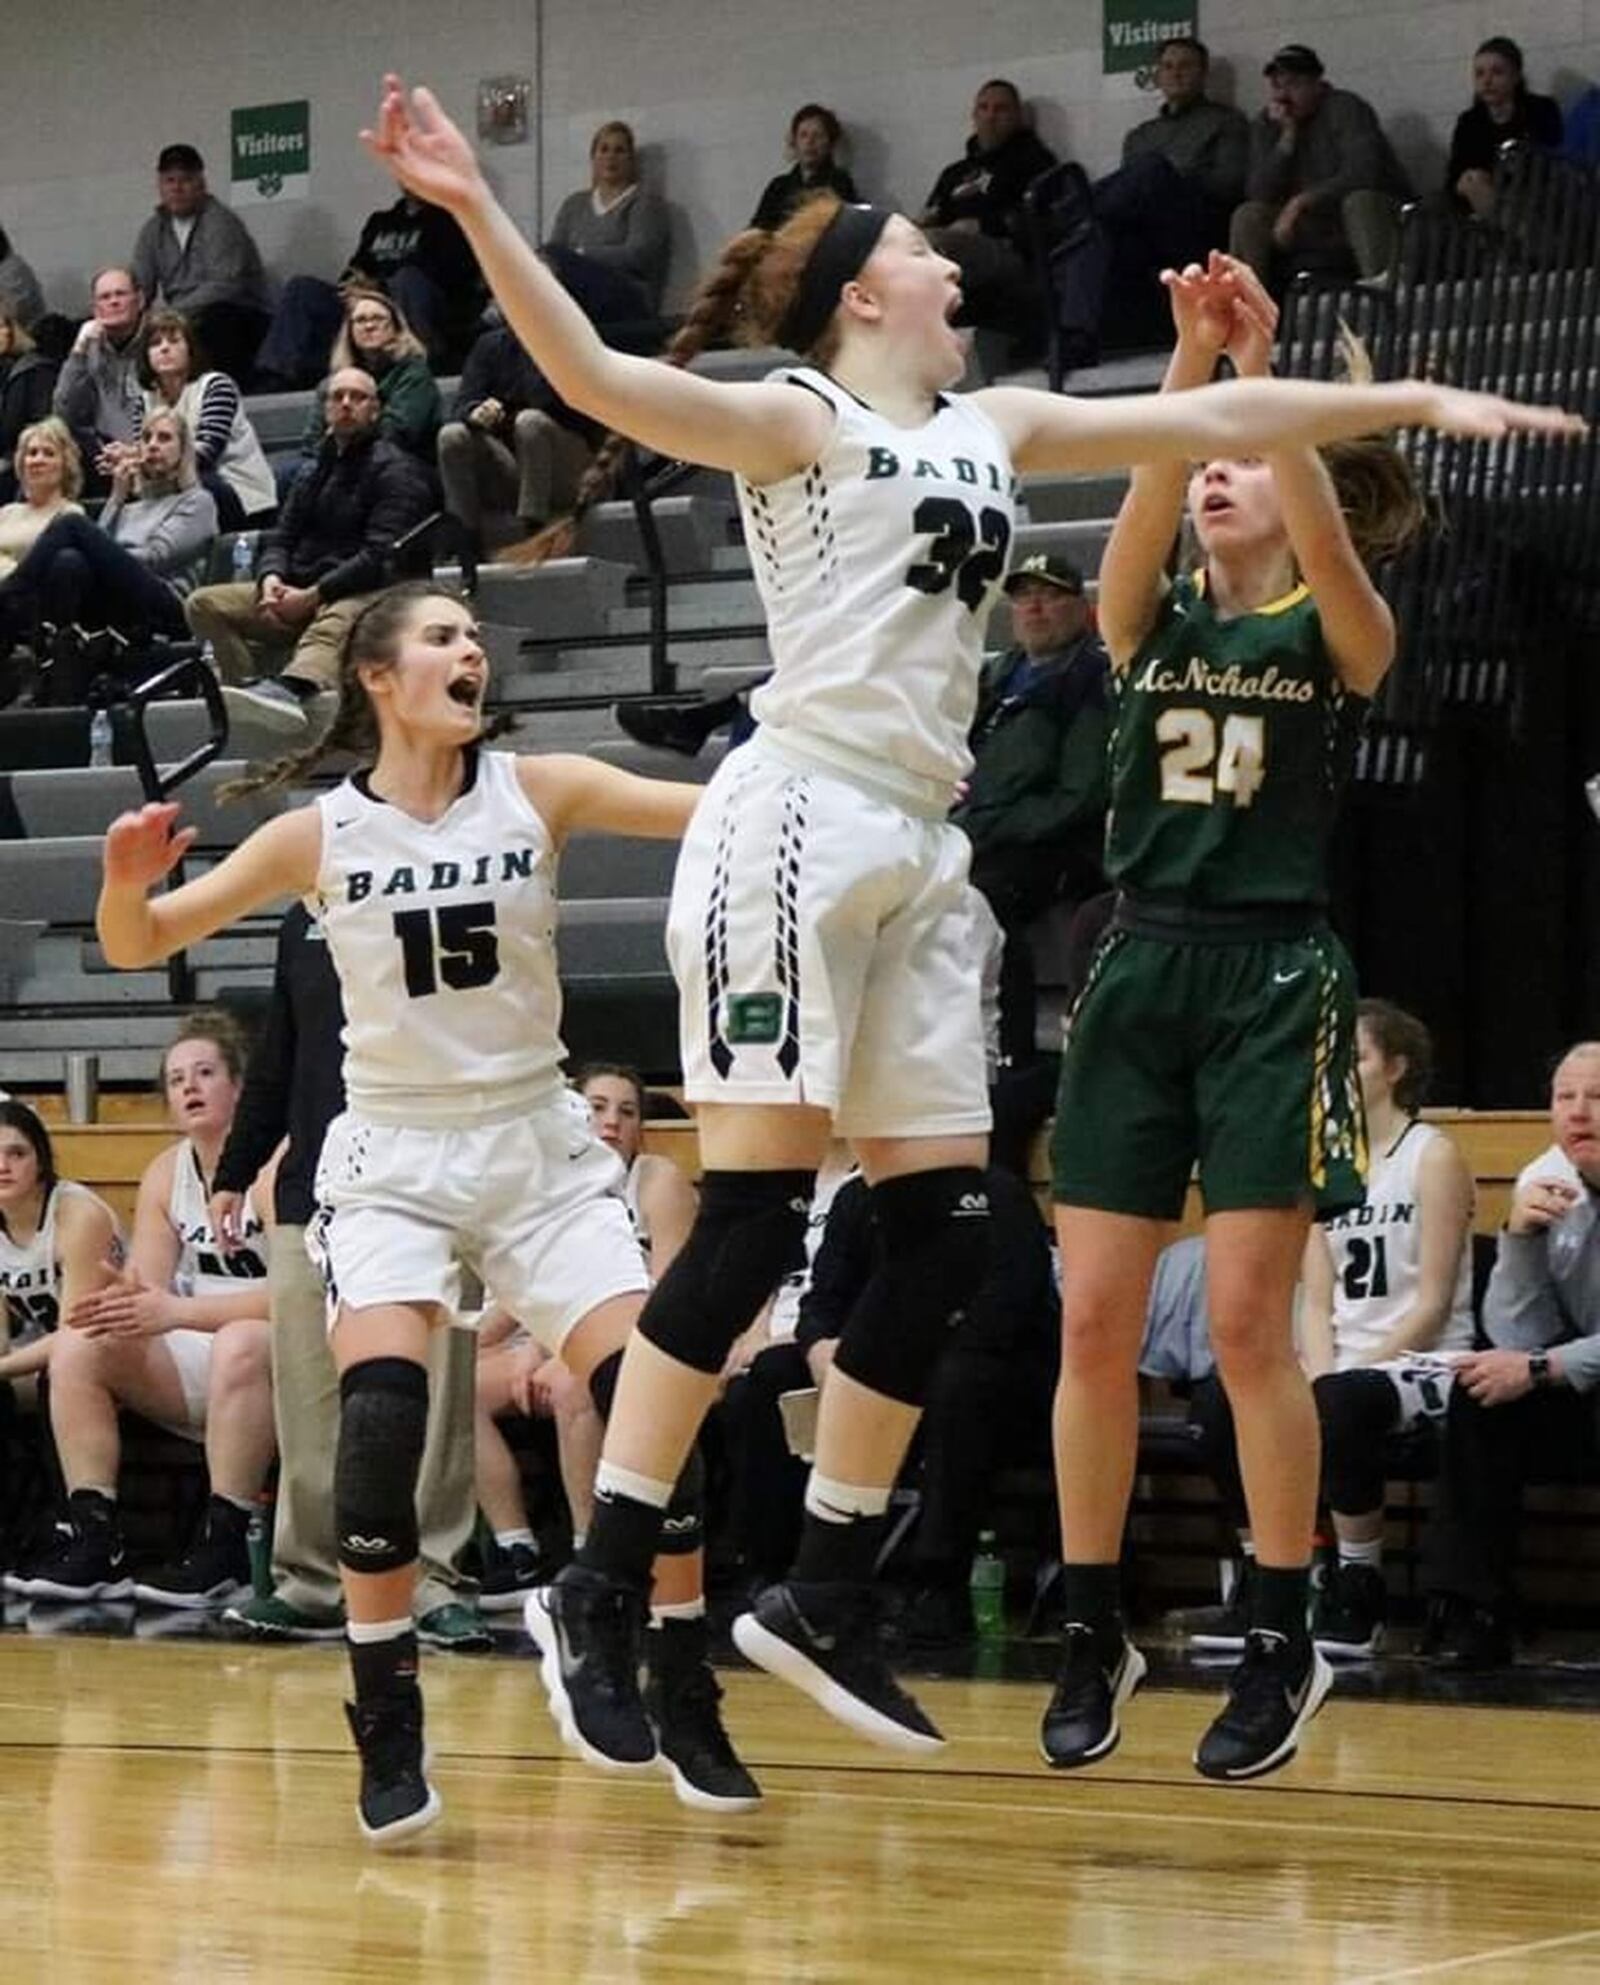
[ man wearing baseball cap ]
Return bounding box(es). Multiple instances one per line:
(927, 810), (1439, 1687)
(1230, 44), (1412, 285)
(953, 551), (1109, 1067)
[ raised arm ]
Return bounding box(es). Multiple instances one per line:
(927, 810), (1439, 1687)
(97, 803), (321, 969)
(361, 78), (827, 483)
(516, 753), (702, 844)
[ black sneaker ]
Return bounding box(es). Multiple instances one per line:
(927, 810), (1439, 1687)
(731, 1580), (944, 1755)
(1172, 1558), (1256, 1654)
(7, 1517), (133, 1602)
(133, 1526), (251, 1610)
(479, 1539), (544, 1614)
(1426, 1600), (1513, 1672)
(1039, 1625), (1147, 1768)
(345, 1691), (442, 1846)
(1194, 1630), (1333, 1782)
(1312, 1562), (1387, 1661)
(645, 1617), (762, 1813)
(524, 1567), (658, 1772)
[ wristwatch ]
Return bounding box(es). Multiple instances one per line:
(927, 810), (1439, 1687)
(1528, 1351), (1552, 1387)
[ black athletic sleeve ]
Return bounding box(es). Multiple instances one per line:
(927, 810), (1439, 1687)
(794, 1176), (873, 1351)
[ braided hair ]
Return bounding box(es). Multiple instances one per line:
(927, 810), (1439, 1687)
(508, 193), (850, 565)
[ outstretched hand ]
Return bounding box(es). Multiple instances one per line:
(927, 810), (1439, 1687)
(1423, 386), (1587, 442)
(1161, 256), (1236, 358)
(361, 75), (487, 217)
(103, 802), (195, 892)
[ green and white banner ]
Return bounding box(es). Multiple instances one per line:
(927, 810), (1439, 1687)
(231, 100), (310, 205)
(1103, 2), (1197, 80)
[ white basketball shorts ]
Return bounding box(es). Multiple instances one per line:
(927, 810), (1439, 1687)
(309, 1088), (650, 1350)
(668, 736), (992, 1139)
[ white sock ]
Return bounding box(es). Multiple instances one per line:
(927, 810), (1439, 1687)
(803, 1472), (891, 1524)
(570, 1529), (587, 1552)
(594, 1459), (674, 1509)
(493, 1527), (536, 1550)
(650, 1597), (706, 1628)
(347, 1615), (412, 1645)
(1338, 1535), (1384, 1570)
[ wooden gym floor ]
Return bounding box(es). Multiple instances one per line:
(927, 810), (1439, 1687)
(2, 1629), (1598, 1982)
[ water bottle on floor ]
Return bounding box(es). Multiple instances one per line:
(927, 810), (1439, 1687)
(88, 704), (114, 768)
(970, 1532), (1006, 1640)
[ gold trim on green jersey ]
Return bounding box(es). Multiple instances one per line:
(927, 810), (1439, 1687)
(1193, 568), (1312, 618)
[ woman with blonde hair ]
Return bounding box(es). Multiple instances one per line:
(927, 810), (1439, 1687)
(300, 285), (440, 464)
(0, 416), (81, 580)
(546, 120), (671, 320)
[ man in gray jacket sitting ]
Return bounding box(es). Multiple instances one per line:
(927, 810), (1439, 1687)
(1422, 1041), (1600, 1668)
(131, 144), (269, 385)
(53, 268), (145, 490)
(1230, 45), (1412, 284)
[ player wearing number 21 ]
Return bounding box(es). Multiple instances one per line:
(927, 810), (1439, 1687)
(1041, 254), (1485, 1784)
(353, 77), (1584, 1775)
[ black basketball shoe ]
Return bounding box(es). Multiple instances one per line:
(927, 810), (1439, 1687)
(645, 1616), (761, 1813)
(133, 1518), (251, 1610)
(478, 1539), (545, 1614)
(1039, 1625), (1147, 1768)
(1311, 1562), (1387, 1661)
(524, 1567), (657, 1771)
(732, 1580), (944, 1755)
(7, 1512), (133, 1603)
(345, 1690), (441, 1846)
(1194, 1629), (1333, 1781)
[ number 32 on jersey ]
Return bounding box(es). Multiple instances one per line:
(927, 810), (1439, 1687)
(1157, 709), (1266, 808)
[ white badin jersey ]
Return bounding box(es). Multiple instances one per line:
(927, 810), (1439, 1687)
(169, 1139), (267, 1294)
(741, 368), (1017, 795)
(1324, 1121), (1473, 1370)
(0, 1181), (122, 1343)
(311, 749), (566, 1125)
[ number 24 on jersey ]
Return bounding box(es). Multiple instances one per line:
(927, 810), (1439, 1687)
(1157, 709), (1266, 809)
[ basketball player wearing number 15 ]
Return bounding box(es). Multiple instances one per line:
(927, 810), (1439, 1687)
(362, 77), (1583, 1772)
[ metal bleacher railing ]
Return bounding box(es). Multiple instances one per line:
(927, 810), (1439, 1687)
(1277, 143), (1600, 788)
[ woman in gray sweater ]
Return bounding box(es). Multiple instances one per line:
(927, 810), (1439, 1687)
(547, 121), (670, 312)
(0, 405), (216, 658)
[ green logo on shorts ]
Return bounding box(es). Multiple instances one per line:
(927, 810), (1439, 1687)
(727, 992), (783, 1044)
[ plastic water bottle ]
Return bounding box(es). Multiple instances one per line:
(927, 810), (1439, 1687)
(88, 705), (114, 768)
(970, 1532), (1006, 1639)
(246, 1496), (274, 1601)
(231, 533), (255, 586)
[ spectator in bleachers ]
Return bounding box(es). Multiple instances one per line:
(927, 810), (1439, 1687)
(0, 417), (83, 583)
(953, 551), (1109, 1068)
(751, 106), (860, 233)
(255, 193), (485, 388)
(7, 1013), (275, 1608)
(1445, 37), (1563, 219)
(436, 322), (598, 556)
(0, 410), (215, 696)
(1044, 38), (1249, 371)
(185, 366), (434, 728)
(130, 144), (269, 387)
(138, 309), (275, 531)
(0, 224), (46, 334)
(214, 903), (487, 1649)
(297, 286), (442, 468)
(546, 121), (672, 319)
(918, 78), (1056, 343)
(52, 268), (145, 485)
(1230, 45), (1412, 285)
(0, 308), (60, 504)
(1564, 86), (1600, 169)
(1422, 1040), (1600, 1670)
(577, 1063), (699, 1274)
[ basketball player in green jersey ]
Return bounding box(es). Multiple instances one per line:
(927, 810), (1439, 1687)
(1043, 255), (1427, 1781)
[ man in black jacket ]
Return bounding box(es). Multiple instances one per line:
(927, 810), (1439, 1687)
(919, 79), (1056, 340)
(210, 904), (487, 1648)
(184, 366), (434, 727)
(436, 324), (600, 554)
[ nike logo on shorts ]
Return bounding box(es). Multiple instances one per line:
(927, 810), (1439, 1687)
(1272, 969), (1304, 986)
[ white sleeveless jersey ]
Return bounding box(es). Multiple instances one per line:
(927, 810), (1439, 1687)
(1324, 1121), (1474, 1370)
(169, 1139), (267, 1294)
(311, 749), (566, 1125)
(742, 368), (1017, 797)
(0, 1181), (122, 1343)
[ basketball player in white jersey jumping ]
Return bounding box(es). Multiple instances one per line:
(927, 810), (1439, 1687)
(352, 75), (1584, 1769)
(1302, 999), (1476, 1658)
(95, 581), (759, 1843)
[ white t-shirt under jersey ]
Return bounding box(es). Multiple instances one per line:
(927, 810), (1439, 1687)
(0, 1181), (123, 1344)
(741, 368), (1017, 802)
(1324, 1119), (1474, 1370)
(311, 748), (567, 1127)
(168, 1139), (267, 1294)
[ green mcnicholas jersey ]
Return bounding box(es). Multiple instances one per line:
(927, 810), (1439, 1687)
(1105, 570), (1369, 907)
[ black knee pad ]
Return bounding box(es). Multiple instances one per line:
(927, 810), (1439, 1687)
(834, 1167), (992, 1408)
(588, 1348), (623, 1422)
(335, 1356), (428, 1574)
(656, 1445), (706, 1558)
(637, 1169), (814, 1375)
